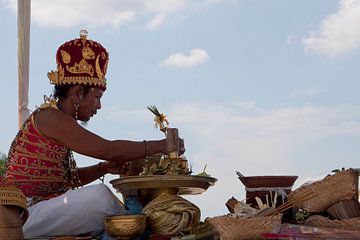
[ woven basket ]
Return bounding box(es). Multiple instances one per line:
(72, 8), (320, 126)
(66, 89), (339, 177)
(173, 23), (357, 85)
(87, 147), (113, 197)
(0, 185), (28, 223)
(0, 205), (23, 228)
(142, 194), (201, 235)
(0, 227), (24, 240)
(206, 214), (281, 240)
(327, 199), (360, 220)
(304, 215), (360, 231)
(288, 169), (358, 213)
(0, 205), (24, 240)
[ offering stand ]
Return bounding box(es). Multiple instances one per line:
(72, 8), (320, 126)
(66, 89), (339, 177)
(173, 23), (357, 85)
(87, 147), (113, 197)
(111, 174), (217, 198)
(110, 174), (217, 236)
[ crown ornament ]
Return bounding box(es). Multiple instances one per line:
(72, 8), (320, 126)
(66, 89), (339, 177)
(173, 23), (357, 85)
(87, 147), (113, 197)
(47, 30), (109, 90)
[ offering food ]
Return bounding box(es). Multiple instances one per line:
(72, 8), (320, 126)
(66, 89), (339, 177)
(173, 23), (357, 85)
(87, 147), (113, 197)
(196, 164), (210, 177)
(139, 155), (191, 176)
(140, 106), (191, 176)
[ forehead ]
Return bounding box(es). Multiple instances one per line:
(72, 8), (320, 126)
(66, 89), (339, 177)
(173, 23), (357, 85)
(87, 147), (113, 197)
(89, 87), (104, 96)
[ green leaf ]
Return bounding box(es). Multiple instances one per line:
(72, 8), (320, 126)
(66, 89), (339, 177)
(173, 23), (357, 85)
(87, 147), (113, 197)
(147, 105), (161, 117)
(0, 152), (7, 176)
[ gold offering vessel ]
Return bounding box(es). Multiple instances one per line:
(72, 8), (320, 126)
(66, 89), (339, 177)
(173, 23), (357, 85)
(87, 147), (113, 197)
(104, 214), (147, 240)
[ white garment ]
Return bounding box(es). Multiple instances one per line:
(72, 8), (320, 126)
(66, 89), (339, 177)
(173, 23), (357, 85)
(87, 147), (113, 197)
(23, 184), (124, 238)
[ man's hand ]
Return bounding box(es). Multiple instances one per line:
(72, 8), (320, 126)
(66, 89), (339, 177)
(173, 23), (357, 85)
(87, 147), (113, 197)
(166, 128), (185, 155)
(103, 161), (132, 176)
(179, 138), (185, 155)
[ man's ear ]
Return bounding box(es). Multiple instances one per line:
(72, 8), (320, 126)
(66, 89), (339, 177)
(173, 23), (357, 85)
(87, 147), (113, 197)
(70, 85), (84, 100)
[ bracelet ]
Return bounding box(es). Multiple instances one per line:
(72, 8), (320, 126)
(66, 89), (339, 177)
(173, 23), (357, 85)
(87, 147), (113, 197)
(96, 162), (105, 183)
(143, 140), (149, 158)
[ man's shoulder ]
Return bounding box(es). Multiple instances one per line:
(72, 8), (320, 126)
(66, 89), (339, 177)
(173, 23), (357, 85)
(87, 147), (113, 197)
(34, 107), (79, 142)
(35, 107), (73, 128)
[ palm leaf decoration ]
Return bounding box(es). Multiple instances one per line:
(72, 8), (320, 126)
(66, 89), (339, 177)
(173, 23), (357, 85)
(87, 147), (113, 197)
(147, 105), (169, 132)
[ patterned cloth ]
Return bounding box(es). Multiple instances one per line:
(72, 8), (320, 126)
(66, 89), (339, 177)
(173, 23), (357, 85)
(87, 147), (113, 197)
(4, 106), (72, 199)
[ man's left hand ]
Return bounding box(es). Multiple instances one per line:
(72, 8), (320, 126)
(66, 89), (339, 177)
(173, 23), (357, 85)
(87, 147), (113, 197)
(104, 161), (132, 176)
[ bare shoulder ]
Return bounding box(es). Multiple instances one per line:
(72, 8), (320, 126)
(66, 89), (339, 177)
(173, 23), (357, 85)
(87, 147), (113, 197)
(35, 107), (74, 128)
(34, 108), (108, 156)
(34, 107), (79, 141)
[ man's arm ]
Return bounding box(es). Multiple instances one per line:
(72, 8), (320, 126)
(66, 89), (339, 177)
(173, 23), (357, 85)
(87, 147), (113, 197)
(76, 161), (131, 186)
(35, 108), (166, 163)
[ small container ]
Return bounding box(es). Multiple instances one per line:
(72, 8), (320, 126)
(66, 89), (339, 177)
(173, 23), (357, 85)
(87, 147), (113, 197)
(239, 175), (298, 207)
(105, 214), (147, 240)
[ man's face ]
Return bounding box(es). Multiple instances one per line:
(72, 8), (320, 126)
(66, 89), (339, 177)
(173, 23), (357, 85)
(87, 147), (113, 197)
(78, 87), (104, 122)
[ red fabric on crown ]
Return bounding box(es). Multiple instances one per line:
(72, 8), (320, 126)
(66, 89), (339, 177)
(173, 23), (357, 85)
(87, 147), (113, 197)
(48, 31), (109, 90)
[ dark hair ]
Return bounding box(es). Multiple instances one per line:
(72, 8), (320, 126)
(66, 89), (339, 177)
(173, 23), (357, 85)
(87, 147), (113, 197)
(53, 85), (92, 99)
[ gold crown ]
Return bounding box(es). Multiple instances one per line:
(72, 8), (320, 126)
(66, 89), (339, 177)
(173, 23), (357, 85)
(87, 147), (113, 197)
(48, 30), (108, 89)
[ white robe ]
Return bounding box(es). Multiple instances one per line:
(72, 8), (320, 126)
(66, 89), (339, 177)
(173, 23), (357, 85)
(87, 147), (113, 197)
(23, 184), (124, 238)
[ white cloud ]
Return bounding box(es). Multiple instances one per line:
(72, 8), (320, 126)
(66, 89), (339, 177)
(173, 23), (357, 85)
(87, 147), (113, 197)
(286, 34), (298, 45)
(159, 49), (209, 68)
(146, 14), (167, 29)
(302, 0), (360, 57)
(290, 87), (324, 98)
(144, 0), (185, 29)
(0, 1), (6, 9)
(2, 0), (223, 29)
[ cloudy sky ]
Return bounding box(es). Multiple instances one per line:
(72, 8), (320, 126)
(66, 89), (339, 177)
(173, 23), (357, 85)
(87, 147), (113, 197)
(1, 0), (360, 218)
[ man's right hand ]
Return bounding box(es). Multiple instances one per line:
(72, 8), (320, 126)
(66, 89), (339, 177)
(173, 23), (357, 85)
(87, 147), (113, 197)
(166, 128), (185, 155)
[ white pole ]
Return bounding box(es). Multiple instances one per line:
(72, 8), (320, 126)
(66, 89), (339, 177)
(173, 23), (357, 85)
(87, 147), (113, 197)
(17, 0), (31, 128)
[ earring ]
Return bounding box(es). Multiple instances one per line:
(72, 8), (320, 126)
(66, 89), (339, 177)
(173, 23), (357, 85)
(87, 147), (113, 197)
(74, 102), (79, 120)
(71, 92), (82, 120)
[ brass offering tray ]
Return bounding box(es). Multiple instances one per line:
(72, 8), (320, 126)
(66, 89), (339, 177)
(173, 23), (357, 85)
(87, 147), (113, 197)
(110, 175), (217, 196)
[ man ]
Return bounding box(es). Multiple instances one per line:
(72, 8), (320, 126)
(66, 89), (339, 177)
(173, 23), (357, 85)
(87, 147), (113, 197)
(3, 30), (183, 238)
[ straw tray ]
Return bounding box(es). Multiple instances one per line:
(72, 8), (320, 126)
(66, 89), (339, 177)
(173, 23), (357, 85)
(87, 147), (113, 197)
(304, 215), (360, 231)
(206, 214), (281, 240)
(288, 169), (358, 213)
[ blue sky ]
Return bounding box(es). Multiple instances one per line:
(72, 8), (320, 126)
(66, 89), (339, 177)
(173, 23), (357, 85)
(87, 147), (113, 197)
(1, 0), (360, 218)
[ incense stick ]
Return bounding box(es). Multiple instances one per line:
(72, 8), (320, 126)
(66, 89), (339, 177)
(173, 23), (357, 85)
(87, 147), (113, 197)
(273, 190), (316, 214)
(253, 189), (316, 217)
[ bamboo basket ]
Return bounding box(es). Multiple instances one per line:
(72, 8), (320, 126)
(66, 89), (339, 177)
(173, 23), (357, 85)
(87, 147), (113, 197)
(0, 185), (28, 240)
(304, 215), (360, 231)
(0, 227), (24, 240)
(0, 205), (24, 240)
(288, 169), (358, 213)
(206, 214), (281, 240)
(0, 185), (28, 223)
(327, 199), (360, 219)
(0, 205), (23, 228)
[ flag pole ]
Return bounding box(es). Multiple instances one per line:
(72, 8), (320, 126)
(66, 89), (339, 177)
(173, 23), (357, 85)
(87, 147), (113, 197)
(17, 0), (31, 128)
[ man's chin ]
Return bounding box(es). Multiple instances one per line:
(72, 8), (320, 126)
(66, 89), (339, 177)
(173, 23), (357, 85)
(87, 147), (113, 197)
(80, 120), (89, 126)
